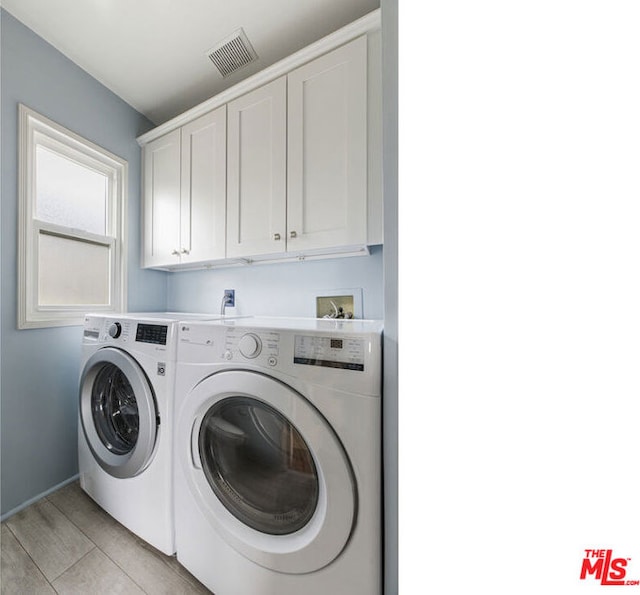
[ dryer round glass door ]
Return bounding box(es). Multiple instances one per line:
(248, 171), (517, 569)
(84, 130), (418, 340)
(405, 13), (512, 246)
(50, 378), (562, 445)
(198, 397), (319, 535)
(179, 370), (356, 574)
(80, 347), (158, 478)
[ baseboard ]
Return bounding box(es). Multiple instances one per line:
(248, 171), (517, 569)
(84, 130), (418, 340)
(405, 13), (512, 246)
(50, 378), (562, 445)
(0, 474), (80, 522)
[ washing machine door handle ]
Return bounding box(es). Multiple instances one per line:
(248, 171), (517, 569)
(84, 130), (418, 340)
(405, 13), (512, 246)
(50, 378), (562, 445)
(191, 416), (203, 470)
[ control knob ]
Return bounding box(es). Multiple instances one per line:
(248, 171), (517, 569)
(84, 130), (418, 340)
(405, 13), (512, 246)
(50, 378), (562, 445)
(108, 322), (122, 339)
(238, 333), (262, 359)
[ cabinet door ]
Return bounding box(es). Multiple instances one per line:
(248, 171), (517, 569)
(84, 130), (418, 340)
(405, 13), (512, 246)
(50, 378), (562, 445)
(287, 36), (368, 251)
(227, 77), (287, 258)
(180, 106), (227, 263)
(143, 129), (181, 268)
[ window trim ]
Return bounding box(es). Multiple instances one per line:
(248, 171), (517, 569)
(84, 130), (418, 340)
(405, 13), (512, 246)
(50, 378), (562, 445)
(18, 104), (128, 329)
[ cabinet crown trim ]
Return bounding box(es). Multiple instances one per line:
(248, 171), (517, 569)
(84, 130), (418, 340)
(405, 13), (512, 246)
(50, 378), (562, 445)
(136, 8), (380, 146)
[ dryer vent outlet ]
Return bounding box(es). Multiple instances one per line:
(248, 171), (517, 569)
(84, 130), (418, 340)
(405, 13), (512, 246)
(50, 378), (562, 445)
(206, 28), (258, 77)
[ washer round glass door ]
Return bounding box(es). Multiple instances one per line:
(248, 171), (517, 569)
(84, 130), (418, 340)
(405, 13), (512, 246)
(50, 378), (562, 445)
(199, 396), (319, 536)
(80, 347), (158, 478)
(180, 370), (356, 574)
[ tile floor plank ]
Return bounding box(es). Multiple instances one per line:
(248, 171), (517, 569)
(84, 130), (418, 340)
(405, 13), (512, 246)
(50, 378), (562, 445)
(51, 548), (145, 594)
(49, 482), (211, 594)
(3, 483), (212, 594)
(5, 499), (94, 582)
(146, 544), (213, 594)
(0, 524), (55, 594)
(104, 536), (211, 595)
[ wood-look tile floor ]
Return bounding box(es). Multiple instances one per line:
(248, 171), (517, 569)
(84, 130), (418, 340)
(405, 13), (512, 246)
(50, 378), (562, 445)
(0, 481), (212, 594)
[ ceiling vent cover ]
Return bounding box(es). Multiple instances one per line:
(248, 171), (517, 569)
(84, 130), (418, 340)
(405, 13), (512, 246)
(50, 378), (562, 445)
(206, 28), (258, 77)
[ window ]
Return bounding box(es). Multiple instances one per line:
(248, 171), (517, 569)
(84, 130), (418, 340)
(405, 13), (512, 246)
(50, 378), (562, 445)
(18, 104), (127, 328)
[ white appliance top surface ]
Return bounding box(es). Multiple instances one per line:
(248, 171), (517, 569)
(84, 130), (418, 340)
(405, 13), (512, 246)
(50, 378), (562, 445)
(85, 312), (243, 322)
(199, 316), (383, 335)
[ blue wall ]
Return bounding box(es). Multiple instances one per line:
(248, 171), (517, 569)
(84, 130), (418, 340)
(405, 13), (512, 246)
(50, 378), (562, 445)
(166, 247), (383, 318)
(0, 9), (166, 517)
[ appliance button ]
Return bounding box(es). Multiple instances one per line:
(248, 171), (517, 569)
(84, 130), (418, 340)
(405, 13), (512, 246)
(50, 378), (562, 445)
(268, 356), (277, 366)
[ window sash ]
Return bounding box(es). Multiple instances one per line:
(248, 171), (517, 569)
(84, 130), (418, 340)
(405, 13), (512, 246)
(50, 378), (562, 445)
(33, 221), (118, 312)
(35, 144), (110, 236)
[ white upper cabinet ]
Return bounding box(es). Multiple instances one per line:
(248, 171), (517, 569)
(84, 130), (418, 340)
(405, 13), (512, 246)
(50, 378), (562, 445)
(138, 10), (381, 270)
(226, 77), (287, 258)
(287, 35), (368, 252)
(227, 36), (368, 259)
(142, 106), (226, 268)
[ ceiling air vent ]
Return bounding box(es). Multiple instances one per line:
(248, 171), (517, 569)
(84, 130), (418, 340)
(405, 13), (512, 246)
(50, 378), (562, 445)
(206, 28), (258, 78)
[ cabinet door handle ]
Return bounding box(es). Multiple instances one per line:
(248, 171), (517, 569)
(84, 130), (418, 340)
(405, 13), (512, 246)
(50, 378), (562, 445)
(289, 231), (297, 239)
(181, 248), (190, 255)
(171, 249), (180, 256)
(273, 233), (281, 241)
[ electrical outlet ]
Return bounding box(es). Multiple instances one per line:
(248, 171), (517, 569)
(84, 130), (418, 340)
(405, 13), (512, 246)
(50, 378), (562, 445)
(224, 289), (235, 307)
(316, 295), (354, 319)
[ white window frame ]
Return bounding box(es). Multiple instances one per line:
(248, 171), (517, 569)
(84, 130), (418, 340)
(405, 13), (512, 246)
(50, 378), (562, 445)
(18, 104), (127, 329)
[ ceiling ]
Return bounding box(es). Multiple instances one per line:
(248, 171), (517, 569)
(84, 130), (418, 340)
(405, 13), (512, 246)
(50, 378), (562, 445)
(2, 0), (380, 125)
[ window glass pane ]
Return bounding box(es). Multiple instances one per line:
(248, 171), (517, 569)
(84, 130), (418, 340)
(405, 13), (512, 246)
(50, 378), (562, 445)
(36, 145), (108, 235)
(38, 232), (110, 306)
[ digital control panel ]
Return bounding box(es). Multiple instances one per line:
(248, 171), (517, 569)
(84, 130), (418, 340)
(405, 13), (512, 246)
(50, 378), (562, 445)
(293, 335), (365, 371)
(135, 323), (168, 345)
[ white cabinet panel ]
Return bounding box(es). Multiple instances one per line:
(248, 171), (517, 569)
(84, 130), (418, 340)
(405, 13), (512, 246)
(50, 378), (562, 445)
(143, 129), (181, 268)
(226, 77), (287, 258)
(180, 107), (226, 263)
(287, 36), (368, 251)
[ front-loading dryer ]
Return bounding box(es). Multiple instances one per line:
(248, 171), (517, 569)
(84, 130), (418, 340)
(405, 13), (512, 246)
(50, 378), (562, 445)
(173, 317), (383, 594)
(78, 312), (234, 555)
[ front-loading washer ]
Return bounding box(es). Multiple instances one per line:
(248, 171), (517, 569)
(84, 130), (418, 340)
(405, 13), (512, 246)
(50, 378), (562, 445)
(78, 312), (237, 555)
(173, 317), (383, 594)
